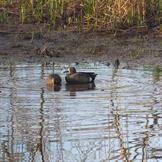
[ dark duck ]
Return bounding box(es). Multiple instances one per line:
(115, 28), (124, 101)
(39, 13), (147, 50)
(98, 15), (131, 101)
(65, 67), (97, 84)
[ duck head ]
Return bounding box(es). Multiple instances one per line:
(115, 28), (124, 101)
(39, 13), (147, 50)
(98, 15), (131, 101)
(68, 67), (76, 74)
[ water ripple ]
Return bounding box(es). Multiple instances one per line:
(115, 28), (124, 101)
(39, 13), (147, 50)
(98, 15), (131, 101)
(0, 62), (162, 162)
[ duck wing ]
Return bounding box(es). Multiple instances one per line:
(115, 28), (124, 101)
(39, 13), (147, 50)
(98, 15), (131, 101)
(77, 72), (97, 82)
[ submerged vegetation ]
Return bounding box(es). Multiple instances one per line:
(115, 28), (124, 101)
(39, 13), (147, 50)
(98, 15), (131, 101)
(0, 0), (162, 31)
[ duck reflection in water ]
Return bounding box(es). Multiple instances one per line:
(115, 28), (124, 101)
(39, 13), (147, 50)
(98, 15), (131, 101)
(47, 84), (61, 91)
(66, 82), (96, 96)
(46, 74), (62, 91)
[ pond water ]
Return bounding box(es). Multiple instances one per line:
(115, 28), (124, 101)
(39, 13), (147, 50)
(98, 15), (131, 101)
(0, 62), (162, 162)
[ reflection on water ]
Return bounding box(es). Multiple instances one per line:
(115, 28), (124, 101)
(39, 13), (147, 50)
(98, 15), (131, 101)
(47, 84), (61, 92)
(66, 83), (95, 96)
(0, 62), (162, 162)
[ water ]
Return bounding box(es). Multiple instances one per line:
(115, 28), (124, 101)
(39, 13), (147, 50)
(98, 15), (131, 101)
(0, 62), (162, 162)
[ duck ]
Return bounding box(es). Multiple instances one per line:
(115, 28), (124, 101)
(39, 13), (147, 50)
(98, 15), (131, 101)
(47, 74), (62, 85)
(65, 67), (97, 84)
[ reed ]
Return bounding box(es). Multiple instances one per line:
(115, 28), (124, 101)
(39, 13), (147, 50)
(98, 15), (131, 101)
(83, 0), (97, 29)
(47, 0), (64, 24)
(1, 0), (162, 31)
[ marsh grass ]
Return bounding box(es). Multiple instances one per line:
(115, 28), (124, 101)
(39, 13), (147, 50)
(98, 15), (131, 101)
(83, 0), (97, 29)
(0, 8), (8, 23)
(1, 0), (162, 31)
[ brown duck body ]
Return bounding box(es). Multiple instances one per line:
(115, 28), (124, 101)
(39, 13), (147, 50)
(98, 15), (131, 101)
(47, 74), (62, 85)
(65, 67), (97, 84)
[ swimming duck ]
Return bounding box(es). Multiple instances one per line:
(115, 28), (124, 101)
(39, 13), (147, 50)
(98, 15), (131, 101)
(47, 74), (62, 85)
(65, 67), (97, 84)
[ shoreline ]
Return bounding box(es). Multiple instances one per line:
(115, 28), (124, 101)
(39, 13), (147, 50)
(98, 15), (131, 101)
(1, 24), (162, 68)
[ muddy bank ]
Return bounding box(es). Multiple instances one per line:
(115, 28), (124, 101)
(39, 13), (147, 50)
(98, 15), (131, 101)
(1, 24), (162, 68)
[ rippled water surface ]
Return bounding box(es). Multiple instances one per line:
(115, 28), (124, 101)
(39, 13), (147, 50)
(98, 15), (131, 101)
(0, 62), (162, 162)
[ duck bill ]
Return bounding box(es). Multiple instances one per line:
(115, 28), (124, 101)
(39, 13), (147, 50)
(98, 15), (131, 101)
(63, 70), (69, 73)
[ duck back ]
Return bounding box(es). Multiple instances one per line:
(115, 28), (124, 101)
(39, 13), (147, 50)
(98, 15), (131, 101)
(66, 72), (97, 84)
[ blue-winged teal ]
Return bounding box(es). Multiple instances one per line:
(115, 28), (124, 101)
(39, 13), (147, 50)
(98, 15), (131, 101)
(47, 74), (62, 85)
(65, 67), (97, 84)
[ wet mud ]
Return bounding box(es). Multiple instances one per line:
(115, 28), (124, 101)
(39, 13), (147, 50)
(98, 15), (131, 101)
(0, 24), (162, 68)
